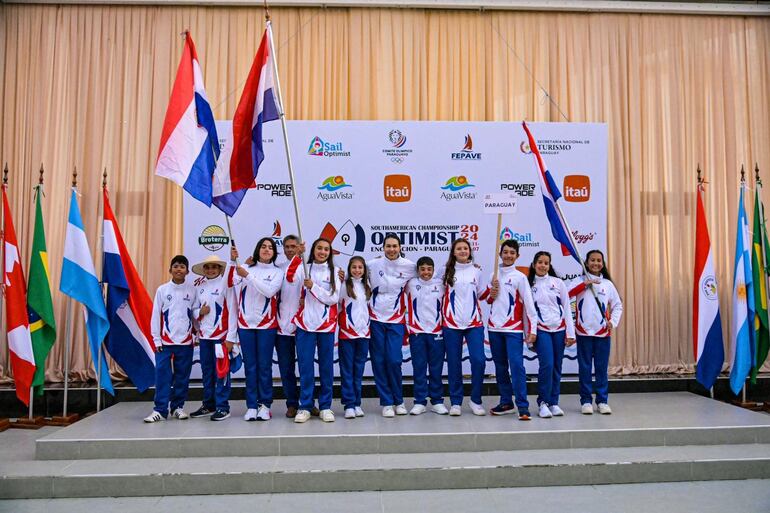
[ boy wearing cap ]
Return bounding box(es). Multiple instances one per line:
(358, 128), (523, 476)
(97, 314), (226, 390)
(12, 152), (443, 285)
(145, 255), (200, 423)
(189, 255), (238, 421)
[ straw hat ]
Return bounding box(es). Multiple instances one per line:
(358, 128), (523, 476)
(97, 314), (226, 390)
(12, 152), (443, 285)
(192, 255), (227, 276)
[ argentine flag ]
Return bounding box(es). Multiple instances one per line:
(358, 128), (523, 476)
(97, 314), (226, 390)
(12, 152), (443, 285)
(60, 190), (113, 395)
(729, 182), (754, 395)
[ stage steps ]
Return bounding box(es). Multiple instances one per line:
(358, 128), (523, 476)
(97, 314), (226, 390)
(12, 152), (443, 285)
(0, 393), (768, 499)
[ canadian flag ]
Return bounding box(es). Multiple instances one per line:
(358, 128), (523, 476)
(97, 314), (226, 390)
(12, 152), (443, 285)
(3, 186), (35, 405)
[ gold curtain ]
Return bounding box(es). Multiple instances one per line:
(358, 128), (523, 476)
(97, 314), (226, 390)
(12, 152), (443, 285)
(0, 5), (768, 382)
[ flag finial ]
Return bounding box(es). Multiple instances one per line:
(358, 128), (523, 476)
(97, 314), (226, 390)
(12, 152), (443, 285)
(3, 163), (7, 185)
(264, 0), (271, 21)
(38, 164), (44, 185)
(72, 166), (78, 188)
(697, 164), (702, 185)
(741, 164), (746, 182)
(102, 168), (107, 189)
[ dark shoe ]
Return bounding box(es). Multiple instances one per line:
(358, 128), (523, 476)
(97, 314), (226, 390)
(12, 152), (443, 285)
(210, 410), (231, 421)
(490, 403), (515, 416)
(310, 407), (321, 417)
(286, 406), (298, 418)
(190, 406), (214, 418)
(518, 411), (531, 421)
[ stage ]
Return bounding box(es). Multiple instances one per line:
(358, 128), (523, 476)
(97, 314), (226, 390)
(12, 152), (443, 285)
(1, 392), (769, 500)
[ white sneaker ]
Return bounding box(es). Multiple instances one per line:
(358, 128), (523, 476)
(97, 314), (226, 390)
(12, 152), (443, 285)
(539, 403), (553, 418)
(395, 403), (408, 415)
(344, 408), (356, 419)
(410, 404), (427, 415)
(469, 401), (486, 416)
(256, 405), (271, 421)
(581, 403), (594, 415)
(172, 408), (189, 420)
(244, 408), (258, 421)
(382, 405), (395, 418)
(143, 411), (164, 423)
(431, 403), (449, 415)
(354, 406), (365, 417)
(597, 403), (612, 415)
(320, 409), (335, 422)
(449, 405), (462, 416)
(550, 405), (565, 416)
(294, 409), (311, 423)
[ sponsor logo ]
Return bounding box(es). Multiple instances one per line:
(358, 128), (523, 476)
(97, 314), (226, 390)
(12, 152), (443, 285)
(390, 129), (407, 147)
(307, 136), (351, 157)
(702, 276), (718, 300)
(520, 138), (589, 155)
(571, 230), (597, 245)
(563, 175), (591, 202)
(255, 182), (292, 197)
(451, 134), (481, 160)
(383, 174), (412, 202)
(317, 176), (354, 201)
(271, 221), (285, 248)
(499, 227), (540, 248)
(198, 225), (230, 252)
(319, 220), (366, 256)
(500, 183), (536, 197)
(440, 176), (476, 201)
(382, 130), (413, 164)
(368, 224), (479, 253)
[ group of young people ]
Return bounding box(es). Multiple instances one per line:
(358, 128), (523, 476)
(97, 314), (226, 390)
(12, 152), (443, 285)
(144, 233), (623, 424)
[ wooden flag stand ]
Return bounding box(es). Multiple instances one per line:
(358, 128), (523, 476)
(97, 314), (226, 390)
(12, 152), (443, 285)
(10, 416), (44, 429)
(47, 413), (80, 426)
(0, 418), (10, 432)
(731, 382), (763, 411)
(10, 388), (44, 429)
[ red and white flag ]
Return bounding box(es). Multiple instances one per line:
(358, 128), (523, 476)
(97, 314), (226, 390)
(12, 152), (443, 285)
(3, 186), (35, 405)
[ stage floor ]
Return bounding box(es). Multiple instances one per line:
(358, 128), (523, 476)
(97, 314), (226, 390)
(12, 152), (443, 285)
(34, 392), (770, 459)
(3, 393), (769, 500)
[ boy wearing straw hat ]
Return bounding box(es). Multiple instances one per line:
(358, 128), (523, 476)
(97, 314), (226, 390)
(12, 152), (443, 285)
(189, 255), (238, 421)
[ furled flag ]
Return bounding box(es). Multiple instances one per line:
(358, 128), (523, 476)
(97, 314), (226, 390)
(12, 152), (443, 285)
(521, 121), (581, 263)
(729, 180), (755, 395)
(102, 187), (155, 392)
(692, 181), (724, 390)
(155, 31), (219, 207)
(212, 25), (280, 216)
(751, 179), (770, 382)
(27, 186), (56, 396)
(3, 186), (35, 405)
(60, 190), (113, 395)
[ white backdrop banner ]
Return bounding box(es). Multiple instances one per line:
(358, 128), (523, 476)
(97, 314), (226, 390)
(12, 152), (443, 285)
(184, 121), (607, 378)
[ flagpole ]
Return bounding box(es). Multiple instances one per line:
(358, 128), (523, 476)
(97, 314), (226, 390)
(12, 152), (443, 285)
(28, 169), (43, 422)
(62, 295), (73, 418)
(264, 12), (308, 275)
(63, 168), (77, 419)
(96, 169), (107, 413)
(492, 213), (503, 282)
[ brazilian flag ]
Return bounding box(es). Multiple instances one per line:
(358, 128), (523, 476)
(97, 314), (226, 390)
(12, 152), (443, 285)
(28, 188), (56, 395)
(752, 184), (770, 382)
